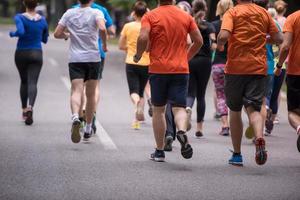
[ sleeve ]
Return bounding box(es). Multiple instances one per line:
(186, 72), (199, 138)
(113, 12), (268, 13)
(221, 11), (233, 32)
(10, 15), (25, 37)
(267, 14), (279, 34)
(58, 10), (69, 27)
(102, 8), (113, 28)
(188, 17), (198, 33)
(120, 24), (128, 36)
(42, 19), (49, 44)
(94, 9), (105, 23)
(283, 14), (294, 33)
(141, 14), (151, 30)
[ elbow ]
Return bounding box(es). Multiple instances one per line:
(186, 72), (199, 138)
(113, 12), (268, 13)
(53, 32), (59, 39)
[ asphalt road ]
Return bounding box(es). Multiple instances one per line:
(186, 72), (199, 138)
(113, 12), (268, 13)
(0, 25), (299, 200)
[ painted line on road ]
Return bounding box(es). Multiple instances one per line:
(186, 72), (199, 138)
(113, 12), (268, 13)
(61, 76), (118, 150)
(48, 57), (59, 67)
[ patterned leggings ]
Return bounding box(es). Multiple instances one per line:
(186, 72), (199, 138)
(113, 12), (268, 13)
(212, 64), (228, 116)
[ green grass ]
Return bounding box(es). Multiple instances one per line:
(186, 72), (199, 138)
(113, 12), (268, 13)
(108, 37), (119, 46)
(0, 17), (14, 25)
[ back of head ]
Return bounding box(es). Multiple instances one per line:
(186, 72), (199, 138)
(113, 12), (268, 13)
(274, 0), (287, 15)
(192, 0), (207, 29)
(216, 0), (234, 17)
(133, 1), (148, 18)
(79, 0), (92, 5)
(23, 0), (38, 10)
(177, 1), (192, 14)
(253, 0), (269, 9)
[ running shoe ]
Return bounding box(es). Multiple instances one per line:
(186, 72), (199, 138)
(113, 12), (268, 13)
(164, 135), (173, 152)
(245, 126), (255, 139)
(150, 149), (165, 162)
(92, 114), (97, 134)
(132, 121), (140, 130)
(219, 127), (230, 136)
(274, 116), (280, 124)
(264, 120), (274, 136)
(25, 110), (33, 125)
(186, 108), (192, 132)
(214, 112), (222, 120)
(148, 99), (153, 117)
(22, 111), (27, 120)
(176, 131), (193, 159)
(228, 152), (243, 166)
(255, 138), (268, 165)
(83, 131), (92, 141)
(195, 131), (203, 138)
(71, 119), (81, 143)
(297, 129), (300, 152)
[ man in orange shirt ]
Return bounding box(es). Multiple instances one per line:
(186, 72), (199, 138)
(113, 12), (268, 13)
(217, 0), (282, 166)
(134, 0), (203, 162)
(275, 10), (300, 153)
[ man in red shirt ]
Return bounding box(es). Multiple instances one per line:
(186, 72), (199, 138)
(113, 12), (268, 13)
(275, 10), (300, 153)
(134, 0), (203, 162)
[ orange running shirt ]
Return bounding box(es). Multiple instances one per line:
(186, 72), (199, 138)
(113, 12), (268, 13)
(283, 11), (300, 75)
(141, 5), (198, 74)
(221, 3), (279, 75)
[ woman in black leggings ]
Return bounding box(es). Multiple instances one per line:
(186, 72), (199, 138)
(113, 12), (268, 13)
(187, 0), (216, 137)
(9, 0), (48, 125)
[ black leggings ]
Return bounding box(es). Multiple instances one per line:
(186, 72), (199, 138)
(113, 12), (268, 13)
(126, 64), (149, 97)
(15, 50), (43, 109)
(187, 56), (212, 123)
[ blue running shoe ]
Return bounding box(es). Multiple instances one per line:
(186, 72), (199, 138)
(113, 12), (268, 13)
(150, 149), (165, 162)
(229, 152), (243, 166)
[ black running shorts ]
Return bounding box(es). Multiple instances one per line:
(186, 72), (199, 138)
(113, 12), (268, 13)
(69, 62), (101, 82)
(286, 75), (300, 111)
(225, 74), (266, 112)
(126, 64), (149, 97)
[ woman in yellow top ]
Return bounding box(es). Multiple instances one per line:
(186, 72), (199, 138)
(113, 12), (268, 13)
(119, 1), (150, 130)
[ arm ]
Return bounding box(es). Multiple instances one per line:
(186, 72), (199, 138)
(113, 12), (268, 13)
(118, 34), (127, 51)
(267, 32), (283, 45)
(107, 25), (116, 36)
(53, 24), (69, 40)
(217, 30), (231, 51)
(42, 22), (49, 44)
(210, 33), (217, 51)
(274, 32), (293, 76)
(97, 18), (108, 52)
(9, 15), (25, 37)
(187, 29), (203, 61)
(134, 27), (149, 63)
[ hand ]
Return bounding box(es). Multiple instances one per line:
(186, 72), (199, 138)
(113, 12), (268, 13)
(64, 32), (70, 41)
(274, 67), (282, 76)
(217, 44), (224, 52)
(102, 44), (108, 52)
(133, 54), (141, 63)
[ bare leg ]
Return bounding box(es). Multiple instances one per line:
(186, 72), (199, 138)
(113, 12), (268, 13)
(221, 115), (229, 128)
(71, 79), (84, 115)
(130, 93), (140, 121)
(152, 106), (166, 150)
(288, 109), (300, 131)
(246, 106), (264, 139)
(85, 80), (98, 124)
(172, 107), (188, 132)
(196, 121), (203, 132)
(229, 110), (243, 153)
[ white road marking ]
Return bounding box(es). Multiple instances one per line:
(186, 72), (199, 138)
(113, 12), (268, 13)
(48, 57), (59, 67)
(60, 76), (117, 150)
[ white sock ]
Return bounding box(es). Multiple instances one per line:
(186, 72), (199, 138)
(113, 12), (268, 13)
(85, 123), (92, 133)
(72, 113), (79, 122)
(297, 125), (300, 135)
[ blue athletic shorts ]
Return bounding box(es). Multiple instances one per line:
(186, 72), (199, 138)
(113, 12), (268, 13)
(149, 74), (189, 108)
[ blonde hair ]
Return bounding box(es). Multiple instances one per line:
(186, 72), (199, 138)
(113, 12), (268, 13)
(274, 0), (287, 15)
(216, 0), (234, 17)
(268, 8), (278, 19)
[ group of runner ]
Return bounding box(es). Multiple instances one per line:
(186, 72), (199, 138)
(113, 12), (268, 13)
(9, 0), (300, 166)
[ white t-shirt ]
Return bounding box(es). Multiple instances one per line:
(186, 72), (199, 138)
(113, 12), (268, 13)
(59, 7), (105, 63)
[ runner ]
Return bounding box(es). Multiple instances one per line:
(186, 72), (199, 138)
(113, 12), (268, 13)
(73, 0), (115, 134)
(54, 0), (107, 143)
(217, 0), (282, 166)
(134, 0), (203, 162)
(119, 1), (149, 130)
(186, 0), (216, 138)
(211, 0), (233, 136)
(275, 10), (300, 152)
(9, 0), (49, 125)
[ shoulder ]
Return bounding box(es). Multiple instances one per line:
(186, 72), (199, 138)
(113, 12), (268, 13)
(14, 13), (23, 20)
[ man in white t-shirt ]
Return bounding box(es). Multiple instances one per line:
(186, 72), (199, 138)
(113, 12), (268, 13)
(54, 0), (107, 143)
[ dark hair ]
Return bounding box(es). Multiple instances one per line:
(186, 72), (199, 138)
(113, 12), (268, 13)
(23, 0), (38, 10)
(133, 1), (147, 18)
(79, 0), (92, 4)
(253, 0), (269, 9)
(192, 0), (208, 30)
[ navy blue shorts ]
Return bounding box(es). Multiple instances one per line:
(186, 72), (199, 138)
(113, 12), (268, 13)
(149, 74), (189, 108)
